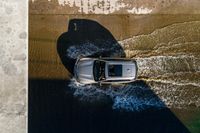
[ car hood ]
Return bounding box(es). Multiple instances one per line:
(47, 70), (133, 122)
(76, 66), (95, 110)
(76, 59), (95, 83)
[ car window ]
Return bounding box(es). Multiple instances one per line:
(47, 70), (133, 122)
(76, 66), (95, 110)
(93, 60), (106, 81)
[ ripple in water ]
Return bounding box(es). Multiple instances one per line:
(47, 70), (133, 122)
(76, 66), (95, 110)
(68, 79), (166, 112)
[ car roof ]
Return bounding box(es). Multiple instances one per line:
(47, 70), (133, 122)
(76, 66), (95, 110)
(76, 57), (137, 82)
(104, 59), (137, 81)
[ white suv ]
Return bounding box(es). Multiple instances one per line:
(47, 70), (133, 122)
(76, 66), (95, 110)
(74, 57), (137, 85)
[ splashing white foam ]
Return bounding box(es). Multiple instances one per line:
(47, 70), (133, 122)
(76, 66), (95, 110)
(66, 43), (124, 59)
(67, 43), (101, 59)
(68, 79), (165, 112)
(135, 55), (200, 78)
(113, 95), (164, 111)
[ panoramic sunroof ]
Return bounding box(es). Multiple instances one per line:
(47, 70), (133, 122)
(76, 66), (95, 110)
(108, 65), (122, 77)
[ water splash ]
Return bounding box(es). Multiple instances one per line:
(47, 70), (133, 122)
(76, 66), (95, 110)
(67, 21), (200, 110)
(119, 21), (200, 108)
(66, 42), (124, 59)
(68, 79), (165, 112)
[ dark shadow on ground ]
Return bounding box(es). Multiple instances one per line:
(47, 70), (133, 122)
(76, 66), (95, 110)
(57, 19), (125, 74)
(29, 79), (190, 133)
(29, 19), (190, 133)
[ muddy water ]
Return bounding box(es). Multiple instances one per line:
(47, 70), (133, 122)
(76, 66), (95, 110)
(29, 15), (200, 107)
(120, 21), (200, 108)
(119, 21), (200, 132)
(29, 14), (200, 132)
(29, 14), (200, 79)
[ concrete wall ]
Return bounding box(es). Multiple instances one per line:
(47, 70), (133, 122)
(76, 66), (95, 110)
(0, 0), (27, 133)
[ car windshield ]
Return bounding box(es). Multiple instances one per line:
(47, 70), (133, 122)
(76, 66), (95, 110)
(93, 60), (106, 81)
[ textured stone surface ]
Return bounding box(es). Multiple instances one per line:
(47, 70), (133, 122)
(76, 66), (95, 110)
(0, 0), (27, 133)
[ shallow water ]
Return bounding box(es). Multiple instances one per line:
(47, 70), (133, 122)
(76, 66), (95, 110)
(61, 21), (200, 111)
(120, 21), (200, 108)
(29, 13), (200, 132)
(68, 79), (165, 112)
(29, 79), (193, 133)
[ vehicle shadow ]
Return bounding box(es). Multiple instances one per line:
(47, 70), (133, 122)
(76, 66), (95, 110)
(29, 19), (190, 133)
(57, 19), (126, 74)
(29, 79), (190, 133)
